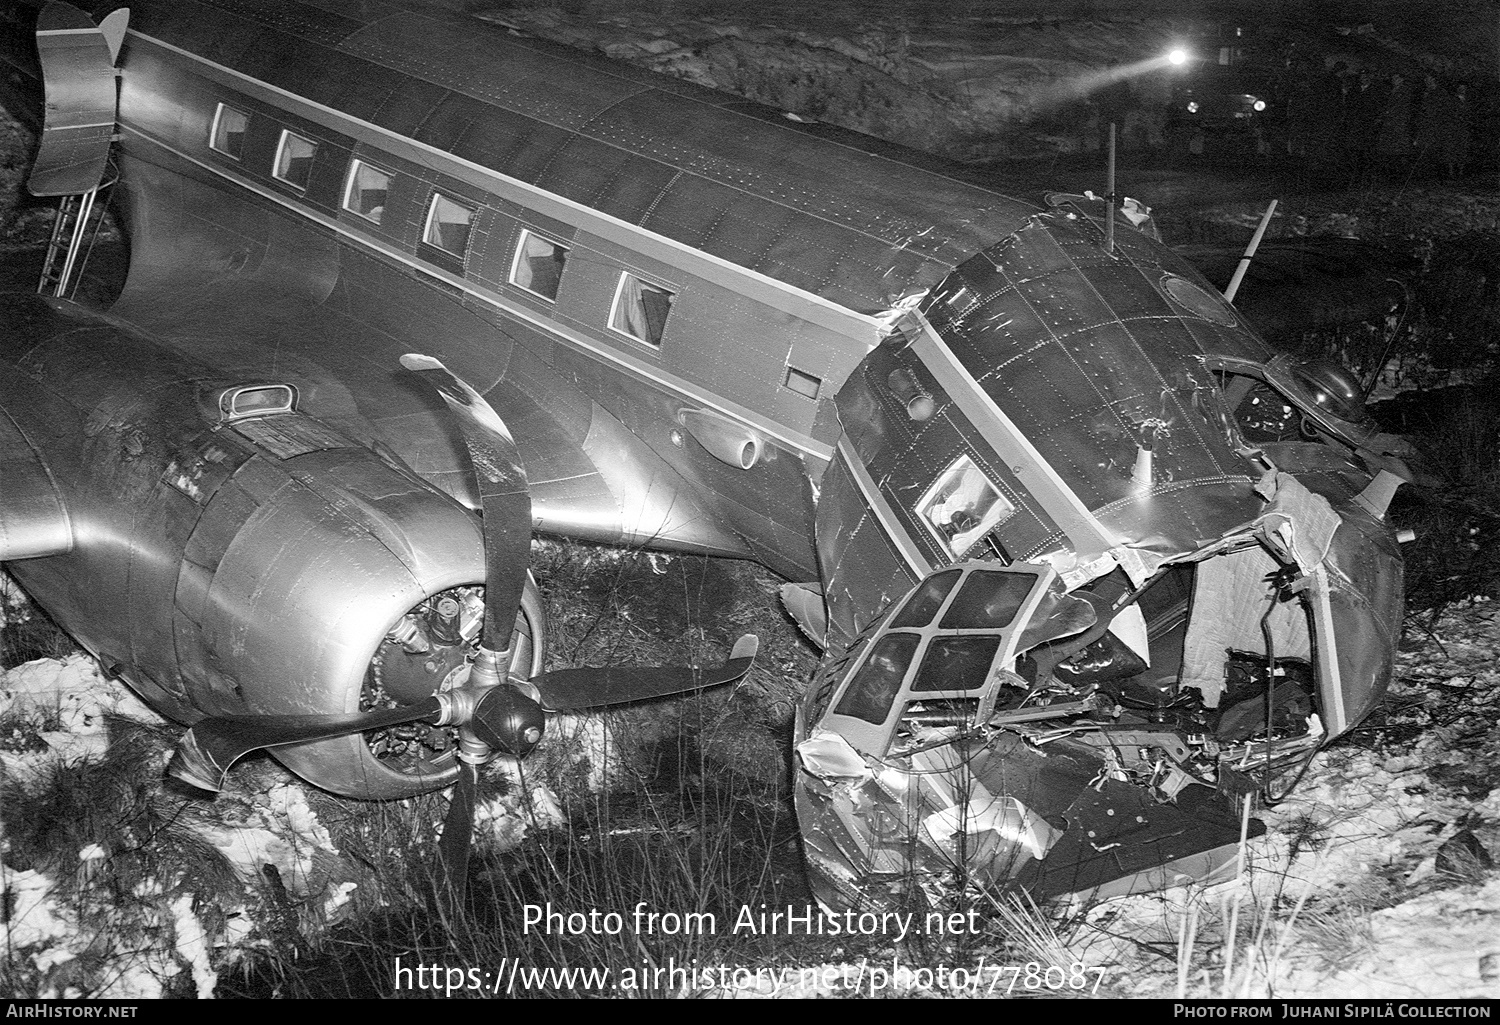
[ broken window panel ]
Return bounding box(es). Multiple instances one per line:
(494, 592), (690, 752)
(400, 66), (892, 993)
(889, 568), (962, 628)
(1231, 379), (1302, 443)
(610, 272), (673, 347)
(917, 454), (1016, 558)
(272, 130), (316, 189)
(832, 631), (919, 725)
(210, 104), (248, 160)
(424, 193), (475, 257)
(343, 160), (392, 224)
(910, 635), (1003, 692)
(939, 570), (1037, 630)
(510, 230), (568, 300)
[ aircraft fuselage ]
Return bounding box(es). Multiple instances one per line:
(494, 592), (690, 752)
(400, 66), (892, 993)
(0, 0), (1411, 903)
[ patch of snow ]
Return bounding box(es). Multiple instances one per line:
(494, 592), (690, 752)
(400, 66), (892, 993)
(0, 655), (162, 770)
(169, 895), (218, 999)
(474, 783), (567, 851)
(189, 783), (339, 900)
(0, 866), (72, 951)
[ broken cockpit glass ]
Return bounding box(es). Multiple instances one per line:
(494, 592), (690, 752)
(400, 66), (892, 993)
(795, 517), (1352, 909)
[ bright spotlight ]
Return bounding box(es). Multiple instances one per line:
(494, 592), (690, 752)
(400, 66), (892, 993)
(1168, 48), (1188, 66)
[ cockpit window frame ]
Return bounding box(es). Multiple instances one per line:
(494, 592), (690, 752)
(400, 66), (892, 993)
(820, 561), (1055, 757)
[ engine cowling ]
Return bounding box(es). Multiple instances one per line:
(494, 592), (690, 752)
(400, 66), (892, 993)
(0, 294), (540, 798)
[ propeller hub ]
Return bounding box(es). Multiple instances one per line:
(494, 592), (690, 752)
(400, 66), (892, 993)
(469, 685), (546, 758)
(466, 646), (509, 689)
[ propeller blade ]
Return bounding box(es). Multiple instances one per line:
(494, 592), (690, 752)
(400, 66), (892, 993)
(167, 696), (442, 793)
(530, 634), (759, 712)
(438, 759), (479, 902)
(400, 354), (531, 656)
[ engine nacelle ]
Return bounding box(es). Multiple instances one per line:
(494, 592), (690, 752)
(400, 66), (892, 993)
(0, 294), (539, 798)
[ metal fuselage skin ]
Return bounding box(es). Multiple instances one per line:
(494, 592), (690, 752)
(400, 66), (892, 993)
(0, 0), (1403, 873)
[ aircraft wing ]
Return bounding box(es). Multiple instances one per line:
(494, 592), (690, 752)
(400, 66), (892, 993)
(0, 400), (72, 560)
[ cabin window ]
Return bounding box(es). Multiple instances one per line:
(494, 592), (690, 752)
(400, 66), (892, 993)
(423, 193), (475, 257)
(610, 273), (673, 348)
(784, 366), (822, 399)
(209, 104), (249, 160)
(916, 454), (1016, 558)
(510, 230), (568, 301)
(272, 130), (317, 190)
(343, 160), (392, 224)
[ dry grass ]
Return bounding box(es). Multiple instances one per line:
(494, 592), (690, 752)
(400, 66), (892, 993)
(1, 574), (76, 670)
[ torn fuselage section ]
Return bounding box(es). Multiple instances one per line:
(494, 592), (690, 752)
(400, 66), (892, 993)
(797, 215), (1408, 910)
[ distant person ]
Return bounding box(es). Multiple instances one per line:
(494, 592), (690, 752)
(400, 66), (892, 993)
(1414, 74), (1459, 178)
(1165, 85), (1189, 160)
(1131, 96), (1168, 156)
(1347, 69), (1385, 184)
(1376, 72), (1415, 176)
(1458, 81), (1493, 174)
(1412, 73), (1442, 173)
(1283, 74), (1317, 162)
(1448, 82), (1474, 177)
(1308, 61), (1351, 174)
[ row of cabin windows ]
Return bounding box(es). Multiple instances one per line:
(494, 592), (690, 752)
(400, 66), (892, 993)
(208, 103), (675, 348)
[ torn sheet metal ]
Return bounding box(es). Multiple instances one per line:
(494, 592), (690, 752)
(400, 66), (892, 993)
(798, 214), (1408, 911)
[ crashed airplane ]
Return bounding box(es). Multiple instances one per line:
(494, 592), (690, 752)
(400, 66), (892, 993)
(0, 0), (1417, 908)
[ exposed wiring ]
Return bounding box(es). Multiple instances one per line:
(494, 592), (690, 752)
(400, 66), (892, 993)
(1258, 564), (1320, 805)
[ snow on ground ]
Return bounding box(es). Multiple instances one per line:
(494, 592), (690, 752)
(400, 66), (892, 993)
(1073, 600), (1500, 999)
(0, 655), (349, 995)
(1, 3), (1495, 1000)
(5, 596), (1497, 998)
(0, 657), (213, 996)
(0, 651), (569, 997)
(0, 654), (158, 768)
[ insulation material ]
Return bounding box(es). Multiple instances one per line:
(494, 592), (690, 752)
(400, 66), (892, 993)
(796, 730), (874, 783)
(922, 795), (1059, 861)
(1255, 470), (1342, 571)
(1180, 545), (1311, 707)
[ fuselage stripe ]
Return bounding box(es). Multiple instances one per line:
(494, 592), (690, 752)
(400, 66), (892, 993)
(835, 435), (932, 577)
(115, 121), (836, 463)
(127, 31), (883, 337)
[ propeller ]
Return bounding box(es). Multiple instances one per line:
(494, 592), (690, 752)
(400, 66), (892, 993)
(398, 353), (532, 664)
(165, 639), (759, 793)
(530, 633), (760, 711)
(166, 354), (760, 903)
